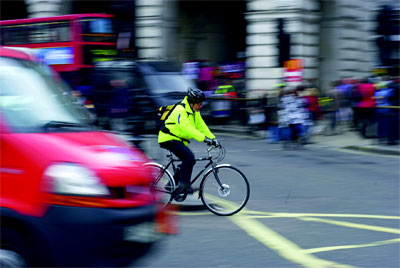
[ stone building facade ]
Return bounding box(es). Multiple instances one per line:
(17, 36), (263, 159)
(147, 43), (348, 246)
(245, 0), (379, 94)
(22, 0), (397, 94)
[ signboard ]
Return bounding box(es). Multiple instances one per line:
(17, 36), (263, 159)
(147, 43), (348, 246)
(284, 59), (304, 82)
(83, 45), (118, 65)
(33, 47), (74, 65)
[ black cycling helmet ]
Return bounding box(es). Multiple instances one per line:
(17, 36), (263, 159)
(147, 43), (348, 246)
(187, 87), (205, 103)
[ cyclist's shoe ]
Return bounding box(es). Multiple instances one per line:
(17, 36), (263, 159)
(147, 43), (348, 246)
(176, 184), (198, 195)
(185, 186), (199, 194)
(174, 184), (185, 195)
(173, 192), (187, 202)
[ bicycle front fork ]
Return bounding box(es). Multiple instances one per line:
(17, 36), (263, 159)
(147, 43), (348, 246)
(211, 166), (224, 189)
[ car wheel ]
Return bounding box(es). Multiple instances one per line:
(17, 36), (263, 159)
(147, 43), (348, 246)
(0, 249), (27, 268)
(0, 228), (29, 268)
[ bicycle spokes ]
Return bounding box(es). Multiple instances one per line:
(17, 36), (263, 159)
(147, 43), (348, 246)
(145, 163), (175, 207)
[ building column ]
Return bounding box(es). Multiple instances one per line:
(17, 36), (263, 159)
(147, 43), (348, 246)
(245, 0), (321, 96)
(319, 0), (374, 91)
(135, 0), (178, 60)
(24, 0), (62, 18)
(162, 0), (179, 60)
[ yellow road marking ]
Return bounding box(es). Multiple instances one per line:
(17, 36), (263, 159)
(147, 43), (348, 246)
(199, 195), (357, 267)
(303, 238), (400, 254)
(244, 211), (400, 219)
(299, 217), (400, 234)
(229, 214), (356, 268)
(174, 195), (399, 267)
(171, 211), (211, 216)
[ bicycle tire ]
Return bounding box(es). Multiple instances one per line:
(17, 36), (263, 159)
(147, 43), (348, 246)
(200, 165), (250, 216)
(144, 162), (175, 207)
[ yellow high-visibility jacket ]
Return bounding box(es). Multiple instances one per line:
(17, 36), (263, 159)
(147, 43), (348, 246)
(158, 97), (215, 146)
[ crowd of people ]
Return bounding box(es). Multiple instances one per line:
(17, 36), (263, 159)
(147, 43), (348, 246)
(263, 76), (400, 147)
(182, 60), (246, 95)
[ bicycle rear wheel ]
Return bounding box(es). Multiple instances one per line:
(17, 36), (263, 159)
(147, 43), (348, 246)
(144, 163), (175, 207)
(200, 165), (250, 216)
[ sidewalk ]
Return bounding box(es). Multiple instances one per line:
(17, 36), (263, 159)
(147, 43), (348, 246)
(310, 130), (400, 156)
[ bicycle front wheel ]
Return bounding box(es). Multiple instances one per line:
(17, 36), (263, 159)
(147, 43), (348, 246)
(200, 165), (250, 216)
(144, 163), (175, 207)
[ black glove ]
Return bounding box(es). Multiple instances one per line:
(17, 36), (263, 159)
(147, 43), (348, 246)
(204, 137), (220, 147)
(212, 139), (220, 147)
(204, 137), (213, 146)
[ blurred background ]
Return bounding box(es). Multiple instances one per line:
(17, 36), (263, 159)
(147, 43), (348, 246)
(1, 2), (399, 267)
(1, 0), (399, 145)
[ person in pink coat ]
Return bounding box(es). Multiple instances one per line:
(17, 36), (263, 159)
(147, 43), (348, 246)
(357, 78), (376, 138)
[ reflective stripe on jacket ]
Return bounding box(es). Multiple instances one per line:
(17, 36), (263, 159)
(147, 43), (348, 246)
(158, 96), (215, 146)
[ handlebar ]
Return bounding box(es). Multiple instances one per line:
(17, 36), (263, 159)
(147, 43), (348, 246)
(207, 144), (225, 162)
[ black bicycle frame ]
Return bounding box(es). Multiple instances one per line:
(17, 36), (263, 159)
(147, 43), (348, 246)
(162, 152), (223, 187)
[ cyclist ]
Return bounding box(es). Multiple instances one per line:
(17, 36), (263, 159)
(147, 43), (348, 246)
(158, 87), (219, 194)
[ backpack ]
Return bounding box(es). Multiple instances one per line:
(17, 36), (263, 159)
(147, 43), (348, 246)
(155, 102), (187, 139)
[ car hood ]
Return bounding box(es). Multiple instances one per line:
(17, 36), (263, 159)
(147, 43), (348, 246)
(14, 131), (153, 187)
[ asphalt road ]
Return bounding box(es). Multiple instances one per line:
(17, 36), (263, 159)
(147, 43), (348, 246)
(131, 134), (400, 268)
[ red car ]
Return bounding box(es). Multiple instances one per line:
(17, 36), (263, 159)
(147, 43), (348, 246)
(0, 46), (166, 267)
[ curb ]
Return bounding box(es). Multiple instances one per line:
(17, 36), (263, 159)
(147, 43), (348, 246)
(342, 145), (400, 156)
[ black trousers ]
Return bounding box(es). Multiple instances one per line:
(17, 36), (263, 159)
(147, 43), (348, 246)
(358, 107), (376, 138)
(289, 124), (301, 141)
(160, 140), (195, 185)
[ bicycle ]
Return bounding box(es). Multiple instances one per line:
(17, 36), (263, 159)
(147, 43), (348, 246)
(144, 144), (250, 216)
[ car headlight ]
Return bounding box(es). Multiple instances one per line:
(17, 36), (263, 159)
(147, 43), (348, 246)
(44, 163), (109, 196)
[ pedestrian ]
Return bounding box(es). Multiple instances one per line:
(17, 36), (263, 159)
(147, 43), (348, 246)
(108, 78), (131, 132)
(197, 61), (215, 92)
(373, 80), (392, 144)
(325, 81), (340, 135)
(356, 78), (376, 138)
(386, 79), (400, 145)
(335, 79), (354, 128)
(350, 79), (362, 130)
(300, 85), (320, 140)
(263, 85), (281, 143)
(277, 88), (309, 148)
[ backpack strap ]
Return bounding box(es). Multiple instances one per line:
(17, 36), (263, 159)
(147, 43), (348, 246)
(161, 103), (190, 143)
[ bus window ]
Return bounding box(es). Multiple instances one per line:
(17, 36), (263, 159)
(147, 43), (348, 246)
(80, 18), (115, 42)
(1, 21), (70, 45)
(1, 25), (29, 45)
(49, 22), (70, 42)
(29, 21), (70, 43)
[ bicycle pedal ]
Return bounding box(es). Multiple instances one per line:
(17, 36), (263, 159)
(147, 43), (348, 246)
(173, 193), (187, 202)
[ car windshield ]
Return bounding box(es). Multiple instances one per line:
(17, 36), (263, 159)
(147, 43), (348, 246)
(0, 56), (92, 133)
(143, 74), (196, 94)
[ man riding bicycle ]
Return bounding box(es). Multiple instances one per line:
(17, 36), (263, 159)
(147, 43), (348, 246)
(158, 87), (219, 194)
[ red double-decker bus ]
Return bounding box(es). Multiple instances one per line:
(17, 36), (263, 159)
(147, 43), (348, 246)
(0, 14), (118, 76)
